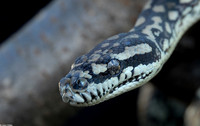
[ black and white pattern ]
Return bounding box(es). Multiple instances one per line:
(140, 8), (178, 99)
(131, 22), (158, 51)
(59, 0), (200, 106)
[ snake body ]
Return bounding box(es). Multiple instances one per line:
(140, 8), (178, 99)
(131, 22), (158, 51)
(59, 0), (200, 106)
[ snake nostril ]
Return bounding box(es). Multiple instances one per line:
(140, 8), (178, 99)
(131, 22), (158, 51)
(59, 77), (71, 86)
(59, 77), (71, 94)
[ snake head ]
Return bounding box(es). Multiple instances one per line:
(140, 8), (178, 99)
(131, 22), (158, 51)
(59, 33), (162, 106)
(58, 57), (123, 106)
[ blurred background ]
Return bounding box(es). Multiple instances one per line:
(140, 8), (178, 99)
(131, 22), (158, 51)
(0, 0), (200, 126)
(0, 1), (52, 43)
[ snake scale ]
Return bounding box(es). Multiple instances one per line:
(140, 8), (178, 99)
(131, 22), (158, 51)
(59, 0), (200, 106)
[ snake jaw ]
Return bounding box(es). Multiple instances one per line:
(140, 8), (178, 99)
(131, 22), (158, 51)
(58, 58), (160, 106)
(58, 63), (157, 106)
(59, 70), (154, 106)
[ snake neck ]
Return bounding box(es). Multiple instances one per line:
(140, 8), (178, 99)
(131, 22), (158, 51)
(131, 0), (200, 64)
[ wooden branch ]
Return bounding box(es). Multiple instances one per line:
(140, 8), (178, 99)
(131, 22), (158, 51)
(0, 0), (145, 125)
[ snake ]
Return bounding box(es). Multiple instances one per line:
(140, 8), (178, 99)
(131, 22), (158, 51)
(58, 0), (200, 106)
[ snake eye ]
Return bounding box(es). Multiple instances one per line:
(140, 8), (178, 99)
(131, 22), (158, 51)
(72, 78), (88, 90)
(107, 59), (120, 75)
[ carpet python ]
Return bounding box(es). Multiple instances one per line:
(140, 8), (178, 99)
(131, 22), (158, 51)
(59, 0), (200, 106)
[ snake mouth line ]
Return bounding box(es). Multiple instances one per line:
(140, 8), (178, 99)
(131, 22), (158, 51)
(68, 71), (152, 106)
(108, 71), (153, 97)
(110, 72), (152, 93)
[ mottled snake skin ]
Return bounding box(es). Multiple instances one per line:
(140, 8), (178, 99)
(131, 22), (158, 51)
(59, 0), (200, 106)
